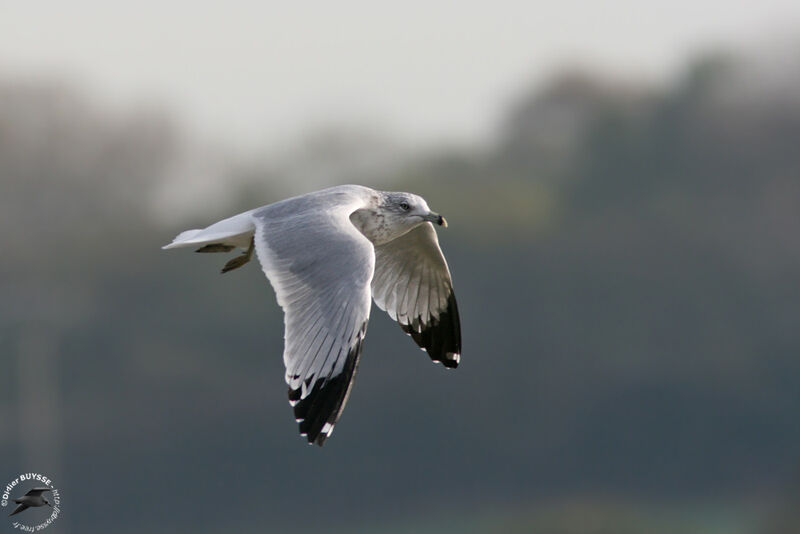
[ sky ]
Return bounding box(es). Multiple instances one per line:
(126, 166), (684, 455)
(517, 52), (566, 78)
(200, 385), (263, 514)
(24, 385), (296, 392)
(1, 1), (799, 153)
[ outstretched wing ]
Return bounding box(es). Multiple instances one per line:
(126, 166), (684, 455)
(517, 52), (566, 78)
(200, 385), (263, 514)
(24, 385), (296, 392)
(10, 503), (29, 516)
(371, 222), (461, 368)
(251, 198), (375, 446)
(24, 487), (51, 496)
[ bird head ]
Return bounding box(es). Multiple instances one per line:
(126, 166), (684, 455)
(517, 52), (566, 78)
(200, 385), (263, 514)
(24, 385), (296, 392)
(380, 191), (446, 233)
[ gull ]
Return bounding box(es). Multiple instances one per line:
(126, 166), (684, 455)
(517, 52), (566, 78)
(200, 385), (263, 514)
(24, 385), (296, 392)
(9, 487), (52, 516)
(164, 185), (461, 445)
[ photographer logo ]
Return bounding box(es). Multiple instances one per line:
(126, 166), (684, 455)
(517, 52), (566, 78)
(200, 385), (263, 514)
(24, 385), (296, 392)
(1, 473), (60, 531)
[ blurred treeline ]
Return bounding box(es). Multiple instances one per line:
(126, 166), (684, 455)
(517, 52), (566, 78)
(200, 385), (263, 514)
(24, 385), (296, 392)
(2, 46), (800, 533)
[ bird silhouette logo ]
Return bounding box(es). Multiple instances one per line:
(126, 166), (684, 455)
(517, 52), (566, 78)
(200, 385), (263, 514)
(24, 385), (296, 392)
(9, 487), (53, 516)
(2, 473), (61, 530)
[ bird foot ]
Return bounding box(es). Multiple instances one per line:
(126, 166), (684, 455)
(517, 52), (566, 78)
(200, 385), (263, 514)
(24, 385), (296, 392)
(220, 237), (255, 274)
(196, 244), (236, 253)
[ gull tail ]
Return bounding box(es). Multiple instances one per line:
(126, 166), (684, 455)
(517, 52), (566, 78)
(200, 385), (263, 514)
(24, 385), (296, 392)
(163, 229), (204, 248)
(162, 210), (257, 251)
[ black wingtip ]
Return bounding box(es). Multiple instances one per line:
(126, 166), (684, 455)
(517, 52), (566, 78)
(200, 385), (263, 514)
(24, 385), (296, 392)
(289, 325), (366, 446)
(401, 290), (461, 368)
(442, 356), (459, 369)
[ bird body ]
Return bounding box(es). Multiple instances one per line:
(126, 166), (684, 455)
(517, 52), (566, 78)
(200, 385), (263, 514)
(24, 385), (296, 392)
(164, 185), (461, 445)
(9, 487), (52, 516)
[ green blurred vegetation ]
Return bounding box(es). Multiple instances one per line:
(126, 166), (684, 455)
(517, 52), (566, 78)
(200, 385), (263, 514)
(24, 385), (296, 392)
(3, 46), (800, 533)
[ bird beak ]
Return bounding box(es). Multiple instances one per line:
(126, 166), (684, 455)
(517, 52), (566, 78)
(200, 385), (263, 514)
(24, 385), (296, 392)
(424, 212), (447, 227)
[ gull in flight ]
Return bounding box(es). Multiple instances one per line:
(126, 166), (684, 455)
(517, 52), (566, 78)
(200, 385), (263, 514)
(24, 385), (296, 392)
(9, 488), (53, 516)
(164, 185), (461, 445)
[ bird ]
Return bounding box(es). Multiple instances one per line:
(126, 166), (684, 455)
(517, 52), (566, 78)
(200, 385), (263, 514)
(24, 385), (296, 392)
(163, 185), (461, 445)
(9, 487), (53, 516)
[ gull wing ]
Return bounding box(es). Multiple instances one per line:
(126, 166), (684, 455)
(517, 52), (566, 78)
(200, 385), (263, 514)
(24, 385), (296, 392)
(371, 222), (461, 368)
(24, 487), (52, 496)
(251, 195), (375, 446)
(9, 503), (29, 516)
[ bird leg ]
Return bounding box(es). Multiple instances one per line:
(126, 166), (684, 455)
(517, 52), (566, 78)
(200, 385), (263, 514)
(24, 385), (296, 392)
(221, 237), (255, 274)
(196, 244), (236, 253)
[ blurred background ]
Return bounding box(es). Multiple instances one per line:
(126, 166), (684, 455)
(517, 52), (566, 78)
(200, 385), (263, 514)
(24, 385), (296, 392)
(2, 2), (800, 532)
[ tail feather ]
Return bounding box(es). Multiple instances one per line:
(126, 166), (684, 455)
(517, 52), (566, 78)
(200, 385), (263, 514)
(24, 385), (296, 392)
(162, 229), (203, 249)
(162, 210), (257, 250)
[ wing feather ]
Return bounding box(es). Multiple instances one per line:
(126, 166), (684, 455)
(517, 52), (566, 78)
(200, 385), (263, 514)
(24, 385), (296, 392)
(372, 223), (461, 368)
(251, 192), (375, 445)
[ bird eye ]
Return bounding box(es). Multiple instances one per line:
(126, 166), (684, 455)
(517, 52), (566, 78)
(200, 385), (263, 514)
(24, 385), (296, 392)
(399, 202), (410, 211)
